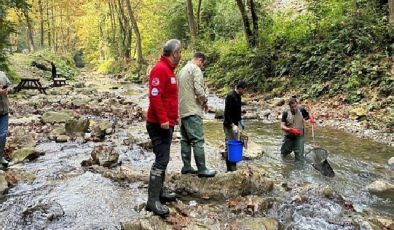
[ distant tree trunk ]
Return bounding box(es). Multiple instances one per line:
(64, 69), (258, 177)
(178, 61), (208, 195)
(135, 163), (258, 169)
(235, 0), (255, 48)
(51, 0), (56, 51)
(390, 0), (394, 24)
(23, 9), (35, 51)
(38, 0), (44, 47)
(186, 0), (198, 42)
(248, 0), (258, 45)
(125, 0), (144, 65)
(117, 0), (131, 61)
(197, 0), (202, 32)
(46, 0), (51, 47)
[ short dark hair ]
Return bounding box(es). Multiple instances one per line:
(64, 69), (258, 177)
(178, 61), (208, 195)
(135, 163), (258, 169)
(193, 52), (206, 61)
(288, 95), (298, 105)
(235, 80), (247, 89)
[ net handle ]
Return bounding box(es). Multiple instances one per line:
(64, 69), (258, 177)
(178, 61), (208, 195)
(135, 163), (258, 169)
(309, 103), (316, 145)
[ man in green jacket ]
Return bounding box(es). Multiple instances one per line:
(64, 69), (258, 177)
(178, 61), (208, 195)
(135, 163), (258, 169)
(178, 52), (216, 177)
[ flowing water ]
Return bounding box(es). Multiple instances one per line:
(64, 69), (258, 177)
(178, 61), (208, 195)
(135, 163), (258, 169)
(204, 120), (394, 229)
(0, 80), (393, 229)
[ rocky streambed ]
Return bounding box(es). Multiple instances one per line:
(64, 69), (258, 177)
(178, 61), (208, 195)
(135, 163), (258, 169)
(0, 71), (393, 230)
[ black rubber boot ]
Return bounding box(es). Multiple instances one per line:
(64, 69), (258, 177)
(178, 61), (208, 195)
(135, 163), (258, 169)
(194, 149), (216, 178)
(226, 159), (237, 172)
(160, 171), (176, 203)
(181, 166), (198, 175)
(145, 166), (169, 216)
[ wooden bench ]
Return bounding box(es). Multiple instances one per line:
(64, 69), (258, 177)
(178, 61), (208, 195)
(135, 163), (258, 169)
(15, 78), (47, 94)
(52, 77), (67, 87)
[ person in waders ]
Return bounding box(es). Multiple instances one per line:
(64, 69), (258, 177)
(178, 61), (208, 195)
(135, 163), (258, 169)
(178, 52), (216, 177)
(0, 71), (14, 170)
(280, 96), (314, 161)
(223, 80), (247, 172)
(145, 39), (182, 216)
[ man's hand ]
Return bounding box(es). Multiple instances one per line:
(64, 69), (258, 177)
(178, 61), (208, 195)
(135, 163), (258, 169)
(0, 89), (8, 95)
(175, 118), (181, 126)
(232, 125), (239, 134)
(309, 115), (315, 125)
(160, 121), (170, 129)
(287, 128), (301, 136)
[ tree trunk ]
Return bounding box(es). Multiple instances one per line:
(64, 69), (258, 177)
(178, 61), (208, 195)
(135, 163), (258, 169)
(46, 0), (51, 47)
(235, 0), (255, 48)
(117, 0), (131, 61)
(390, 0), (394, 24)
(248, 0), (258, 45)
(197, 0), (202, 33)
(38, 0), (44, 47)
(125, 0), (144, 65)
(186, 0), (198, 41)
(23, 9), (35, 51)
(52, 0), (56, 51)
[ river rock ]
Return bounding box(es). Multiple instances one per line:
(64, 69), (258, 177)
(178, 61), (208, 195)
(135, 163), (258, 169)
(367, 180), (394, 194)
(122, 216), (169, 230)
(368, 217), (394, 230)
(49, 125), (66, 141)
(10, 147), (41, 164)
(231, 217), (279, 230)
(358, 221), (381, 230)
(215, 109), (224, 119)
(228, 195), (275, 214)
(167, 166), (274, 200)
(83, 145), (119, 168)
(388, 157), (394, 170)
(56, 135), (69, 143)
(65, 118), (90, 135)
(8, 127), (36, 148)
(349, 107), (367, 120)
(0, 171), (8, 194)
(90, 120), (114, 141)
(42, 111), (74, 124)
(243, 112), (259, 120)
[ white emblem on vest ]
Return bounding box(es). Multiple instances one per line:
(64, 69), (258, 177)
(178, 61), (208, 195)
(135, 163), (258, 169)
(151, 88), (159, 96)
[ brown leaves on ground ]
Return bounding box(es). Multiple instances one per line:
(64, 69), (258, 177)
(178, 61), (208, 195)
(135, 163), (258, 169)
(165, 212), (189, 229)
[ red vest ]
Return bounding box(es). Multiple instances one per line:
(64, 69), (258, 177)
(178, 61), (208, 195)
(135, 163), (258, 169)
(146, 56), (178, 126)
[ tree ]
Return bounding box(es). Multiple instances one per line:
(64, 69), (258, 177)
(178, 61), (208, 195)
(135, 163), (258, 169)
(187, 0), (198, 41)
(390, 0), (394, 23)
(125, 0), (144, 65)
(235, 0), (258, 48)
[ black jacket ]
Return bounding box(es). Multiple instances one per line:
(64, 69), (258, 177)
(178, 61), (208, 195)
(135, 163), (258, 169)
(223, 90), (242, 128)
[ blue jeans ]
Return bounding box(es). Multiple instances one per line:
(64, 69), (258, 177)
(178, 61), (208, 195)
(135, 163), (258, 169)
(0, 113), (9, 154)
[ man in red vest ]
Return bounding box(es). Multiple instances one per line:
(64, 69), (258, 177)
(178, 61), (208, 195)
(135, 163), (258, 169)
(145, 39), (182, 216)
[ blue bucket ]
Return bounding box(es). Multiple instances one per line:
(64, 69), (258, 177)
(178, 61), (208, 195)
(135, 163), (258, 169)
(227, 140), (243, 163)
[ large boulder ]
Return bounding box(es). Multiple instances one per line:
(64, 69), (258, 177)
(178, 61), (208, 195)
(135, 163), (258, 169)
(243, 141), (264, 160)
(167, 166), (273, 200)
(65, 119), (90, 135)
(42, 111), (74, 124)
(10, 147), (41, 164)
(89, 120), (114, 141)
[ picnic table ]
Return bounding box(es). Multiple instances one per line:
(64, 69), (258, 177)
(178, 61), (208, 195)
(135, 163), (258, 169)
(15, 78), (47, 94)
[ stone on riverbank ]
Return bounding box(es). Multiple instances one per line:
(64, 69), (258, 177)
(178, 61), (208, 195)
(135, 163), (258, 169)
(367, 180), (394, 194)
(167, 166), (274, 200)
(10, 147), (41, 164)
(42, 111), (74, 124)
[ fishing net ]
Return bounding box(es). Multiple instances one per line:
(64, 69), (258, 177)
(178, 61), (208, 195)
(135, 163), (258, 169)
(305, 147), (335, 177)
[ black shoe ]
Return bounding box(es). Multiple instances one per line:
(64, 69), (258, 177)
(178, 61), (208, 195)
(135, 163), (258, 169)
(197, 169), (217, 178)
(145, 201), (169, 216)
(181, 167), (198, 175)
(160, 191), (177, 203)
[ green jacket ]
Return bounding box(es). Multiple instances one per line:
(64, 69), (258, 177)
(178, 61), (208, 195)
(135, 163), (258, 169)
(178, 62), (207, 118)
(0, 71), (11, 115)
